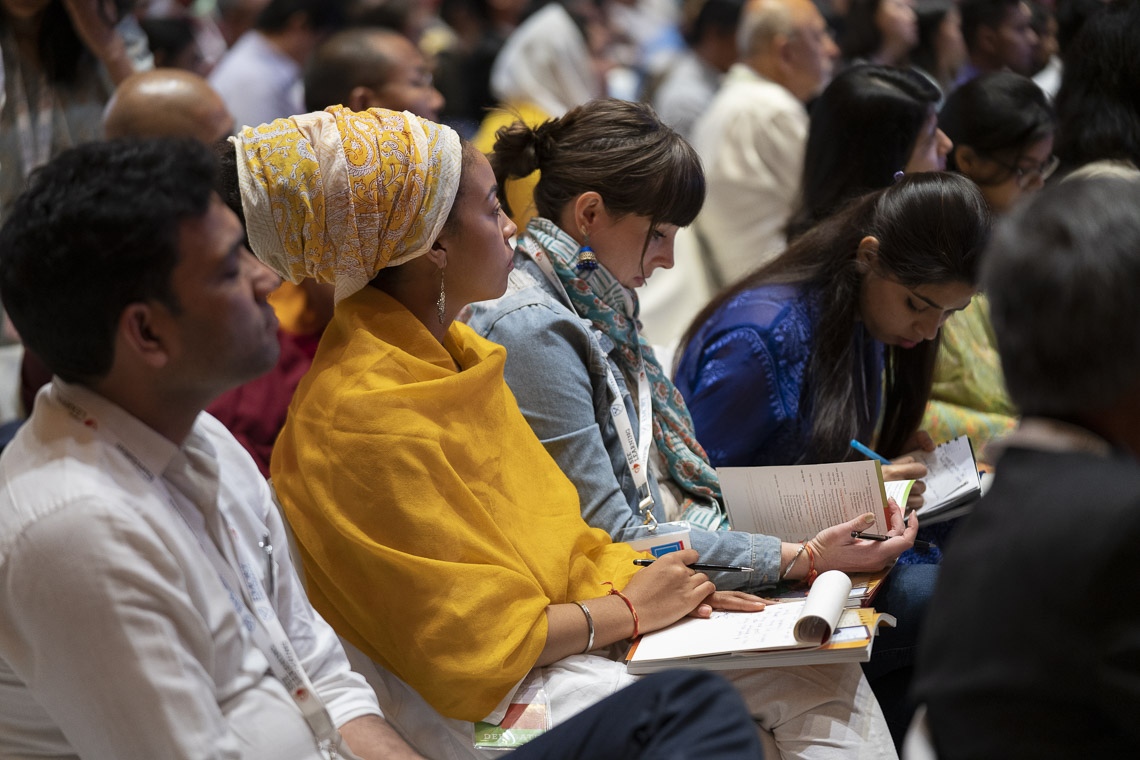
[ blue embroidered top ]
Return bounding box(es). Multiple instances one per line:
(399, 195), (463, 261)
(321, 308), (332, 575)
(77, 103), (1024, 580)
(675, 282), (884, 467)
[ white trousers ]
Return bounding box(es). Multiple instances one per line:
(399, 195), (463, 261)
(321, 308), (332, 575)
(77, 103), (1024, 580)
(342, 641), (896, 760)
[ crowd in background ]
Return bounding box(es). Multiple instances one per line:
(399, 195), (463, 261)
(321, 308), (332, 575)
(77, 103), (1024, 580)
(1, 0), (1140, 757)
(1, 0), (1132, 441)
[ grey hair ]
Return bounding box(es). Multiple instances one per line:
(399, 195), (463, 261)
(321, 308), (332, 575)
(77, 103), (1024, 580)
(736, 0), (796, 58)
(983, 176), (1140, 416)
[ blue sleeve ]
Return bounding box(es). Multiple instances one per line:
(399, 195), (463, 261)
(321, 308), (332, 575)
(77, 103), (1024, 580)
(677, 326), (791, 468)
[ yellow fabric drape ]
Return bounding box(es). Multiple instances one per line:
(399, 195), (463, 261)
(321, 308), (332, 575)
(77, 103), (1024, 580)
(271, 287), (641, 722)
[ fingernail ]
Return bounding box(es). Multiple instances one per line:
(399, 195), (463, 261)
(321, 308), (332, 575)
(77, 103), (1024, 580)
(864, 513), (875, 523)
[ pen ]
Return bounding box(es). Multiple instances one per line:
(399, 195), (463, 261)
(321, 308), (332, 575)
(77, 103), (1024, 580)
(851, 531), (932, 550)
(259, 533), (275, 597)
(633, 559), (754, 572)
(849, 439), (892, 465)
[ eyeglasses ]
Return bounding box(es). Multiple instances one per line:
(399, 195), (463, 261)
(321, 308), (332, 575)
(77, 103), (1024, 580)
(987, 153), (1060, 189)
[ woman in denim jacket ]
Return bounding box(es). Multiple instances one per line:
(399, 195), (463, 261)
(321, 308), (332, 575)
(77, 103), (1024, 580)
(464, 99), (918, 592)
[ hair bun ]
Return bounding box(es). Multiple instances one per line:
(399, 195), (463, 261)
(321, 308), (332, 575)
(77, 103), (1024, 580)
(490, 118), (546, 181)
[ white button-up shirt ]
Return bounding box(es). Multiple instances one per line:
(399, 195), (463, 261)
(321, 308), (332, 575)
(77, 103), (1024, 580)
(0, 380), (380, 759)
(692, 64), (809, 287)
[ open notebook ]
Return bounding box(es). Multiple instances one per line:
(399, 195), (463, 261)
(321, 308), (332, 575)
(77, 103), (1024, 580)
(625, 571), (895, 673)
(884, 435), (984, 524)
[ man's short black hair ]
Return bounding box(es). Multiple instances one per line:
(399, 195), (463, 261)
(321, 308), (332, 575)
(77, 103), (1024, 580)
(0, 138), (217, 384)
(960, 0), (1022, 49)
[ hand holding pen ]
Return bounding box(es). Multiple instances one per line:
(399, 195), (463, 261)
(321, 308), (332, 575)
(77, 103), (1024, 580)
(801, 500), (920, 575)
(850, 439), (929, 509)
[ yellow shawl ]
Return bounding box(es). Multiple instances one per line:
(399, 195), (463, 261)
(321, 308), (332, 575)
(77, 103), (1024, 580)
(271, 287), (641, 721)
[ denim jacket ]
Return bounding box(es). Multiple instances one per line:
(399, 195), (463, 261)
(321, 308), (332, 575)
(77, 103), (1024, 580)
(465, 251), (782, 589)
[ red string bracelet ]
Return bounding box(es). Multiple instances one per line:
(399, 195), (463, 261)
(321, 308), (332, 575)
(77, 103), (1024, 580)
(804, 541), (819, 586)
(603, 581), (640, 639)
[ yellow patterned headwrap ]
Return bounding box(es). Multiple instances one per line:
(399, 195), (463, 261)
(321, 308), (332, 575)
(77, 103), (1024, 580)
(231, 106), (462, 302)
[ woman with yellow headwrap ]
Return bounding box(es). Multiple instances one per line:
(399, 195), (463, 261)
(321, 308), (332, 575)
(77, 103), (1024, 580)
(227, 105), (895, 760)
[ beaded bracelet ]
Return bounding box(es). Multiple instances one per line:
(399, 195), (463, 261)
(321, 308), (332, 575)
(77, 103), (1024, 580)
(573, 600), (595, 653)
(804, 541), (819, 585)
(603, 582), (640, 639)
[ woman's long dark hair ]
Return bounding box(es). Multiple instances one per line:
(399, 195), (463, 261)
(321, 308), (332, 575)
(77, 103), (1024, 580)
(786, 65), (940, 242)
(0, 0), (134, 85)
(681, 172), (990, 462)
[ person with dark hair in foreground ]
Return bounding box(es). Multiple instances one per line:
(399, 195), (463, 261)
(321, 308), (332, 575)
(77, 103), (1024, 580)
(0, 136), (766, 759)
(913, 175), (1140, 760)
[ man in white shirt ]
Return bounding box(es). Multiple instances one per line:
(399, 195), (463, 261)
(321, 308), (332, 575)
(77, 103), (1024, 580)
(0, 137), (764, 759)
(0, 136), (416, 760)
(209, 0), (345, 130)
(691, 0), (839, 287)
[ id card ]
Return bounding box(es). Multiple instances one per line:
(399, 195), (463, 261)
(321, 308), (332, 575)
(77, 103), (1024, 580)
(625, 521), (691, 557)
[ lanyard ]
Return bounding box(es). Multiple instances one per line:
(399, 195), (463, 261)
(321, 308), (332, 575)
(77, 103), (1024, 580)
(57, 389), (347, 759)
(519, 242), (657, 524)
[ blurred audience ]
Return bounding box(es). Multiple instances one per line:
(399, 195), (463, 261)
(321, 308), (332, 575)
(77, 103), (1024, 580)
(690, 0), (839, 286)
(956, 0), (1037, 85)
(839, 0), (919, 67)
(910, 0), (966, 95)
(208, 0), (346, 129)
(649, 0), (743, 141)
(304, 26), (443, 119)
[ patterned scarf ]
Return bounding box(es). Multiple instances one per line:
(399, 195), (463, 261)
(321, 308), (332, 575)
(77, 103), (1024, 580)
(231, 106), (462, 303)
(522, 218), (729, 531)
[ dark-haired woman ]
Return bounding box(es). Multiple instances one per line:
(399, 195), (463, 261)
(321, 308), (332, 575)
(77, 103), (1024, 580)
(676, 172), (989, 473)
(786, 64), (951, 242)
(0, 0), (147, 219)
(921, 71), (1056, 450)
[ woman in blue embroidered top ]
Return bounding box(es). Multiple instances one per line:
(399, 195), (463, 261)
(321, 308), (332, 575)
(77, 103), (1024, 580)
(675, 172), (990, 472)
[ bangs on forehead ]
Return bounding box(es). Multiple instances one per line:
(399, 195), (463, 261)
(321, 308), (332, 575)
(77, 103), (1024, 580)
(633, 142), (706, 228)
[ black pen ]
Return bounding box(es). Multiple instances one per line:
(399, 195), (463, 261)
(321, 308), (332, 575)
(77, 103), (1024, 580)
(851, 531), (932, 550)
(633, 558), (754, 572)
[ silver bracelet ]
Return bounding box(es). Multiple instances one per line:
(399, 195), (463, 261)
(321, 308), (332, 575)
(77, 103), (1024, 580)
(781, 542), (808, 580)
(573, 601), (595, 653)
